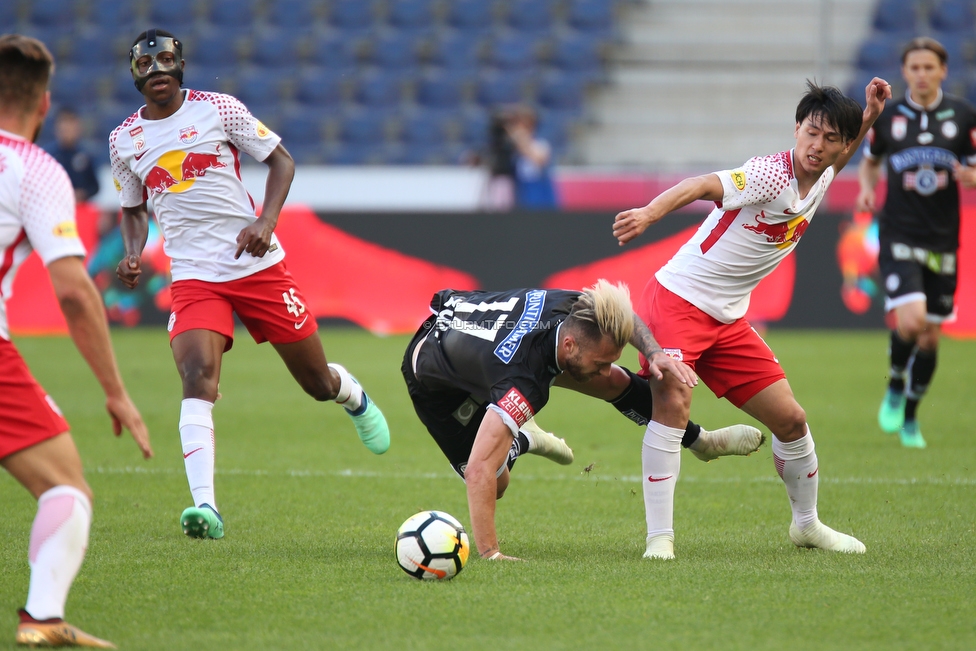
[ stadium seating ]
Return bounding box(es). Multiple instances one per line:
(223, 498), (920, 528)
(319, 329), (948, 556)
(29, 0), (622, 165)
(929, 0), (975, 34)
(871, 0), (920, 33)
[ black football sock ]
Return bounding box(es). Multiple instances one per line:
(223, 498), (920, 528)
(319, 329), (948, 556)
(607, 367), (652, 426)
(905, 348), (937, 422)
(888, 330), (915, 393)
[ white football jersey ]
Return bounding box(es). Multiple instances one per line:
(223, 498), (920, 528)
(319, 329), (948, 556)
(110, 90), (284, 283)
(656, 149), (834, 323)
(0, 129), (85, 341)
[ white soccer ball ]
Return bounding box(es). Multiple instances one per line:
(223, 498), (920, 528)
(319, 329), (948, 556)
(395, 510), (470, 580)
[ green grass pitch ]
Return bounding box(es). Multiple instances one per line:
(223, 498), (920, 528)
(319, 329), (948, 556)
(2, 328), (975, 650)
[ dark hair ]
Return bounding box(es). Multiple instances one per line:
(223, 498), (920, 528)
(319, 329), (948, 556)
(795, 81), (863, 143)
(901, 36), (948, 66)
(0, 34), (54, 114)
(132, 28), (179, 48)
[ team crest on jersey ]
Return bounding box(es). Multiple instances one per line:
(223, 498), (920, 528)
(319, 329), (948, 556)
(129, 125), (146, 151)
(941, 120), (958, 139)
(891, 116), (907, 141)
(918, 132), (934, 145)
(730, 170), (747, 191)
(52, 221), (78, 238)
(662, 348), (683, 361)
(113, 177), (121, 191)
(179, 125), (199, 144)
(256, 121), (271, 138)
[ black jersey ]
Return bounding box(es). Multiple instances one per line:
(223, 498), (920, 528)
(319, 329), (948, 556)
(413, 288), (580, 431)
(867, 92), (976, 251)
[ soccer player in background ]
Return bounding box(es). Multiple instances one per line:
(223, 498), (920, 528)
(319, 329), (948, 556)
(613, 78), (891, 559)
(856, 37), (976, 449)
(0, 34), (153, 648)
(110, 29), (390, 540)
(403, 281), (764, 560)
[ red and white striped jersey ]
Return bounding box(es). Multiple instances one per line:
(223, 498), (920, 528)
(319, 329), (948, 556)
(0, 128), (85, 341)
(109, 90), (284, 283)
(656, 149), (833, 323)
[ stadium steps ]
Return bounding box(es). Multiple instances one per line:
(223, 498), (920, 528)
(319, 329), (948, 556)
(578, 0), (878, 171)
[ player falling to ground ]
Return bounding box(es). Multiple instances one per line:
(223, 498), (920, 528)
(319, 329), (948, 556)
(110, 29), (390, 540)
(403, 282), (764, 561)
(613, 79), (892, 559)
(0, 34), (153, 648)
(856, 37), (976, 449)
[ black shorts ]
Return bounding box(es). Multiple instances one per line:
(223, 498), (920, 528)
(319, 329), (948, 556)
(401, 317), (518, 480)
(878, 238), (957, 320)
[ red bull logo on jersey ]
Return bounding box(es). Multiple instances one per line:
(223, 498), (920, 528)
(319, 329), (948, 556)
(742, 212), (809, 249)
(179, 125), (199, 144)
(144, 144), (227, 196)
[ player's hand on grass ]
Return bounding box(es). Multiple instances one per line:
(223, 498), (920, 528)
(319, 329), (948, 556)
(646, 351), (698, 387)
(235, 216), (275, 259)
(106, 392), (153, 459)
(116, 254), (142, 289)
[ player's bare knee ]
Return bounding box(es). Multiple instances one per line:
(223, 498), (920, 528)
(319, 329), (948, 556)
(771, 405), (807, 442)
(652, 376), (692, 421)
(179, 362), (219, 399)
(897, 316), (926, 341)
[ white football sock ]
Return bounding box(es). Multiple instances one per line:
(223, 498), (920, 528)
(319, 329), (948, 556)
(329, 363), (363, 412)
(642, 421), (684, 539)
(772, 426), (819, 530)
(180, 398), (216, 510)
(24, 486), (92, 620)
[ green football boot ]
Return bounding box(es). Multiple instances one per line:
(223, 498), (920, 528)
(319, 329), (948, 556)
(181, 504), (224, 539)
(346, 389), (390, 454)
(877, 388), (906, 434)
(899, 420), (927, 449)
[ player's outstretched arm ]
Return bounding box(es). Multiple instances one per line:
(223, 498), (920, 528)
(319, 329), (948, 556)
(835, 77), (891, 174)
(236, 144), (295, 259)
(48, 256), (153, 459)
(466, 409), (522, 562)
(613, 174), (724, 245)
(117, 204), (150, 289)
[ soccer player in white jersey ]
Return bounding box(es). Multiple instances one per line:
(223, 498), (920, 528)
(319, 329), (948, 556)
(110, 29), (390, 540)
(612, 79), (892, 559)
(0, 34), (153, 648)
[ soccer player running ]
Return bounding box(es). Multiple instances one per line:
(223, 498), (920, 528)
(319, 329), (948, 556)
(403, 281), (764, 561)
(111, 29), (390, 540)
(613, 78), (891, 559)
(0, 34), (152, 648)
(856, 37), (976, 449)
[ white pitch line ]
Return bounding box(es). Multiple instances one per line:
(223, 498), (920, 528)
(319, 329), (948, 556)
(88, 466), (976, 486)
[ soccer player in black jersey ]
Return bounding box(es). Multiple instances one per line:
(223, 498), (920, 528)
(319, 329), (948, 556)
(402, 281), (763, 561)
(856, 37), (976, 448)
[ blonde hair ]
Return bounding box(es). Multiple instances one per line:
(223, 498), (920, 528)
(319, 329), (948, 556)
(567, 279), (634, 349)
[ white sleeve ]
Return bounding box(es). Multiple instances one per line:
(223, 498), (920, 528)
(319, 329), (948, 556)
(21, 153), (86, 265)
(214, 93), (282, 162)
(109, 128), (145, 208)
(717, 156), (792, 212)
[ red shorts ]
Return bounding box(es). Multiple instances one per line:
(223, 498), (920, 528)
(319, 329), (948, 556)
(636, 277), (785, 408)
(168, 262), (318, 351)
(0, 338), (70, 459)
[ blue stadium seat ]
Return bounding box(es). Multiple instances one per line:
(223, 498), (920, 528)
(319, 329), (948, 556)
(537, 72), (586, 112)
(338, 108), (396, 145)
(444, 0), (496, 33)
(184, 65), (236, 94)
(96, 101), (138, 144)
(276, 105), (327, 145)
(370, 32), (423, 70)
(930, 0), (975, 34)
(88, 0), (137, 30)
(307, 33), (360, 71)
(856, 33), (910, 72)
(415, 70), (471, 109)
(208, 0), (260, 29)
(266, 0), (324, 29)
(353, 69), (407, 108)
(26, 0), (78, 28)
(872, 0), (919, 33)
(427, 32), (485, 71)
(387, 0), (437, 32)
(487, 33), (542, 70)
(399, 110), (452, 146)
(537, 108), (578, 151)
(549, 30), (607, 81)
(328, 0), (378, 35)
(51, 65), (101, 107)
(185, 27), (239, 67)
(934, 32), (976, 69)
(72, 29), (125, 69)
(458, 107), (490, 147)
(249, 28), (305, 68)
(566, 0), (615, 36)
(0, 2), (19, 28)
(295, 67), (348, 106)
(400, 142), (467, 165)
(504, 0), (558, 35)
(111, 68), (140, 103)
(147, 0), (201, 31)
(476, 70), (535, 107)
(233, 67), (287, 116)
